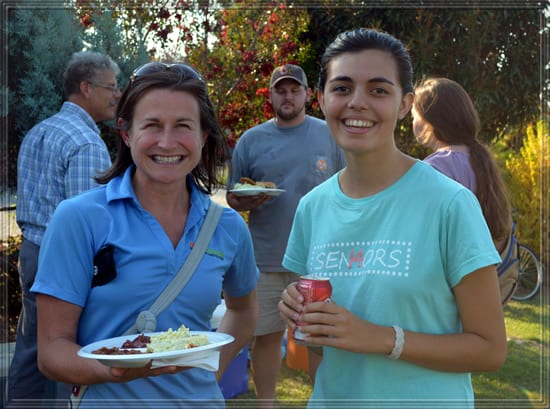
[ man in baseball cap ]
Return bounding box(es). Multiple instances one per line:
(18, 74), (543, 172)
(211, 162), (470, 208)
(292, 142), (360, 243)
(226, 61), (346, 407)
(269, 64), (308, 88)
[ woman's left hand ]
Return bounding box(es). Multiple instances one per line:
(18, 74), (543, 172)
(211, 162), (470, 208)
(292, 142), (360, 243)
(297, 301), (392, 355)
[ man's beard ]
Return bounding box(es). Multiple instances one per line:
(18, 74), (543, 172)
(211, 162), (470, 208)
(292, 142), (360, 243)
(275, 103), (304, 121)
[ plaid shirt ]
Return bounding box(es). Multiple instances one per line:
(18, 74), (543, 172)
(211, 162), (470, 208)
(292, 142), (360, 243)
(16, 101), (112, 245)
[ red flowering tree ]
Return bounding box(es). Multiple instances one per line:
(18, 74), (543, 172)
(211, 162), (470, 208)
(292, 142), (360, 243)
(185, 2), (310, 150)
(72, 1), (311, 151)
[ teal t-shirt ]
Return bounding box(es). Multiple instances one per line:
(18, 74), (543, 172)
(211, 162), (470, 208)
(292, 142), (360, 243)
(283, 161), (500, 407)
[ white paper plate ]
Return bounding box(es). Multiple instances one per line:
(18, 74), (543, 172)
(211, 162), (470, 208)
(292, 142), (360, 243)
(78, 331), (234, 368)
(229, 187), (285, 197)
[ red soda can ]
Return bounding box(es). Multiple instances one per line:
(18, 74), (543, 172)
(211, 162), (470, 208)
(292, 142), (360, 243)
(293, 275), (332, 344)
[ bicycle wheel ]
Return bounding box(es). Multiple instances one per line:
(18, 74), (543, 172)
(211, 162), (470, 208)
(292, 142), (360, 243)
(511, 244), (543, 301)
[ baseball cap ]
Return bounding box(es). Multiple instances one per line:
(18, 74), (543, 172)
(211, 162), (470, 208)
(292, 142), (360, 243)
(269, 64), (308, 88)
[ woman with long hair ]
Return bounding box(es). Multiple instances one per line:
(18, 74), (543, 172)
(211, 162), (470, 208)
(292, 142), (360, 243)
(412, 77), (512, 253)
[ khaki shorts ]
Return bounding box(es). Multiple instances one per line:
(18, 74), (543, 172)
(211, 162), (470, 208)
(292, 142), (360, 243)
(255, 271), (300, 336)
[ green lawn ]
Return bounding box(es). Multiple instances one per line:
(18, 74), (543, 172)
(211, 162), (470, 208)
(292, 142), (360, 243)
(228, 294), (549, 408)
(473, 296), (549, 408)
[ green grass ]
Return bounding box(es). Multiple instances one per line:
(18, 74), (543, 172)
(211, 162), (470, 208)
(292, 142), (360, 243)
(472, 295), (549, 408)
(229, 294), (549, 408)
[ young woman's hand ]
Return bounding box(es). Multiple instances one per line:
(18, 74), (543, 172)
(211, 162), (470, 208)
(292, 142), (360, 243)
(278, 282), (304, 327)
(293, 300), (394, 355)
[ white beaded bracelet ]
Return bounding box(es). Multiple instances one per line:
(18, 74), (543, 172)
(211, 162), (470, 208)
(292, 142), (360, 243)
(388, 325), (404, 360)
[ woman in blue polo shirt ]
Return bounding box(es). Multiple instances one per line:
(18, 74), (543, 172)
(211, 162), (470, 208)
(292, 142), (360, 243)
(31, 63), (259, 407)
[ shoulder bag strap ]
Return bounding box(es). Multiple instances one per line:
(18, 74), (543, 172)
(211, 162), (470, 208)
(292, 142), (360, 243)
(124, 201), (224, 335)
(70, 202), (224, 407)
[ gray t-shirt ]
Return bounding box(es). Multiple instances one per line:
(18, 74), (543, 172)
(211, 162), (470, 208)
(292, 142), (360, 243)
(229, 115), (346, 272)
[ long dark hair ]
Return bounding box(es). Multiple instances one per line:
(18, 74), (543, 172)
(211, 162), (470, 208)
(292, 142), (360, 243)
(96, 66), (225, 195)
(413, 77), (512, 243)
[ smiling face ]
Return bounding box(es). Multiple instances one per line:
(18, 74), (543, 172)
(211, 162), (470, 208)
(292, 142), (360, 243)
(120, 88), (207, 189)
(318, 49), (413, 156)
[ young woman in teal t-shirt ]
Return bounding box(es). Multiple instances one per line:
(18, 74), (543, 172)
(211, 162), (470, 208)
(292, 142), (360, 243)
(279, 28), (506, 407)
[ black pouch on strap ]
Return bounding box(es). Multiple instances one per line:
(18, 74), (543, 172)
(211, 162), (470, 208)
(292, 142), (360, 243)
(92, 245), (117, 287)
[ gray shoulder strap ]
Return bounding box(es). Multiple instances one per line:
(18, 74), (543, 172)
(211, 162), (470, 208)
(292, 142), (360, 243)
(125, 201), (224, 335)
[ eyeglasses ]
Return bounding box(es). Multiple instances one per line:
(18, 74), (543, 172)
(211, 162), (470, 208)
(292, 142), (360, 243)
(130, 62), (203, 84)
(89, 82), (120, 94)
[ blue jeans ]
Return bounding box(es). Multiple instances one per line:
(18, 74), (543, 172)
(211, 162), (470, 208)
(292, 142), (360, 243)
(7, 239), (59, 404)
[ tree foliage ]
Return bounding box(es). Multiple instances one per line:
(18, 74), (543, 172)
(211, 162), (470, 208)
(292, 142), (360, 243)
(186, 1), (311, 149)
(73, 0), (190, 86)
(500, 121), (549, 275)
(70, 1), (311, 151)
(3, 1), (546, 190)
(301, 2), (544, 152)
(6, 7), (84, 136)
(2, 6), (84, 189)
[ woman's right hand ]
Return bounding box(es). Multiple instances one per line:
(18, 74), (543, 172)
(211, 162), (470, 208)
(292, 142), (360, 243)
(110, 364), (191, 382)
(278, 282), (304, 329)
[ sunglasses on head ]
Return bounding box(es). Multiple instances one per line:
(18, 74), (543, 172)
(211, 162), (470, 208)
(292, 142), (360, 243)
(130, 62), (203, 84)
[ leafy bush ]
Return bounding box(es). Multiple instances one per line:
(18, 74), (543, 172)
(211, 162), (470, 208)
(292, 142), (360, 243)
(0, 235), (22, 342)
(496, 120), (549, 279)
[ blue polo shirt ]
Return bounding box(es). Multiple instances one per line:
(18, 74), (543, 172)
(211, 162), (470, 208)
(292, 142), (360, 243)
(32, 166), (259, 405)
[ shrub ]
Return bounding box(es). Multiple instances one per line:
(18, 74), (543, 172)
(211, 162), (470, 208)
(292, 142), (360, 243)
(497, 121), (549, 278)
(0, 235), (22, 342)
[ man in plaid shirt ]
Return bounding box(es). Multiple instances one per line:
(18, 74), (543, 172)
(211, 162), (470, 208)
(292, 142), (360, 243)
(9, 51), (120, 404)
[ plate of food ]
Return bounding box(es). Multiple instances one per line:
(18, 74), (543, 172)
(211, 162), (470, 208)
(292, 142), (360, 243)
(229, 177), (285, 196)
(78, 325), (234, 369)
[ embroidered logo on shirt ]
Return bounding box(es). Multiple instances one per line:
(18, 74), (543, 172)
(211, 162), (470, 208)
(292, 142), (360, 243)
(316, 158), (327, 172)
(190, 243), (224, 259)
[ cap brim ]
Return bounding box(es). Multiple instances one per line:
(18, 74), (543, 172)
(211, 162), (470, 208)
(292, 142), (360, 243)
(271, 76), (307, 87)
